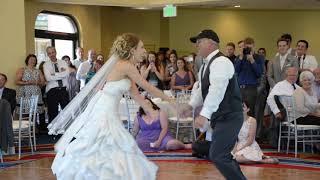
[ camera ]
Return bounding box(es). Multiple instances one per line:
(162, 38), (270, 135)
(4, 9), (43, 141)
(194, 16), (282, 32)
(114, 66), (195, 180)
(243, 47), (251, 55)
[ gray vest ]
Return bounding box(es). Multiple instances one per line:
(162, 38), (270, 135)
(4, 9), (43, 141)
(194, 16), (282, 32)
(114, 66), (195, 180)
(201, 52), (242, 122)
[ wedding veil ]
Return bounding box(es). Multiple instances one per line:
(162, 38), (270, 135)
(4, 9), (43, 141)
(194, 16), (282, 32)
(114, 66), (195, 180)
(47, 54), (118, 135)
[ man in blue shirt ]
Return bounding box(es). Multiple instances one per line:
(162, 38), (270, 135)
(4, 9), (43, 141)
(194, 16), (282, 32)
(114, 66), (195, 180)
(234, 37), (264, 117)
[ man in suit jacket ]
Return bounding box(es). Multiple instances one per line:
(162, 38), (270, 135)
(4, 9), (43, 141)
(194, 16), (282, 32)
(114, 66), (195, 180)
(183, 29), (246, 180)
(268, 38), (299, 88)
(0, 73), (16, 114)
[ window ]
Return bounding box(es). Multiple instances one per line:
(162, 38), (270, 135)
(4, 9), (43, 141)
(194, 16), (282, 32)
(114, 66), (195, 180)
(34, 11), (79, 64)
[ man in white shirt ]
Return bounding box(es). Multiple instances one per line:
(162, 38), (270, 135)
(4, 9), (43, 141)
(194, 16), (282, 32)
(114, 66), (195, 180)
(76, 49), (97, 89)
(183, 29), (246, 180)
(72, 47), (86, 69)
(43, 46), (70, 123)
(267, 67), (299, 146)
(295, 40), (318, 72)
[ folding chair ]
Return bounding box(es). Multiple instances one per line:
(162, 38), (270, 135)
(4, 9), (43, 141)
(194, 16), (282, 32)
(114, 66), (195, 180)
(169, 90), (196, 141)
(12, 95), (39, 159)
(277, 95), (320, 157)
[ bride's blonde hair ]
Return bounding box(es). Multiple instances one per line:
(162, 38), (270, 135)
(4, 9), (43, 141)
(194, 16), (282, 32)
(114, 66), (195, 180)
(110, 33), (140, 60)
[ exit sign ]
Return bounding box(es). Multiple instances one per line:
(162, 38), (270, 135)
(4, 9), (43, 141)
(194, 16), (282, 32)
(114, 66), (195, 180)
(163, 4), (177, 17)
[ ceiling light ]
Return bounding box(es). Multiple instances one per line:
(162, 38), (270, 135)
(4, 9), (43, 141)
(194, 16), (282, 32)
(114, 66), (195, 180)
(234, 5), (241, 8)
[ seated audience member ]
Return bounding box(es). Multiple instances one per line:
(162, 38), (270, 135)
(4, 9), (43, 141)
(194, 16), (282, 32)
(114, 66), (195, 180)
(312, 68), (320, 101)
(140, 51), (164, 90)
(266, 67), (300, 147)
(85, 60), (103, 84)
(132, 96), (191, 152)
(267, 67), (300, 120)
(171, 58), (195, 92)
(293, 71), (320, 125)
(0, 73), (16, 114)
(62, 55), (80, 100)
(232, 101), (279, 164)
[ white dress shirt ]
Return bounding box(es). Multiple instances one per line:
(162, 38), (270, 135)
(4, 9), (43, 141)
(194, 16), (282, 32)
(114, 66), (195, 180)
(267, 80), (300, 115)
(43, 59), (69, 93)
(189, 49), (235, 119)
(297, 54), (318, 71)
(0, 87), (4, 98)
(76, 60), (94, 89)
(72, 58), (86, 69)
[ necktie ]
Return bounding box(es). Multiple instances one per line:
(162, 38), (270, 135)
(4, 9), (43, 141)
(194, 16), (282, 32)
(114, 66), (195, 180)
(292, 84), (296, 90)
(298, 56), (301, 69)
(53, 63), (63, 87)
(90, 61), (94, 71)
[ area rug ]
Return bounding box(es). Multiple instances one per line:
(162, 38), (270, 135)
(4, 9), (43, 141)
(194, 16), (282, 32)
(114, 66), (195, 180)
(1, 150), (320, 171)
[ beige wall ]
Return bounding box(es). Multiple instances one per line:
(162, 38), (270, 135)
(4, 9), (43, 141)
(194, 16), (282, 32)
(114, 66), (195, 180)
(101, 7), (163, 56)
(169, 9), (320, 60)
(0, 0), (26, 88)
(2, 2), (320, 89)
(24, 1), (102, 56)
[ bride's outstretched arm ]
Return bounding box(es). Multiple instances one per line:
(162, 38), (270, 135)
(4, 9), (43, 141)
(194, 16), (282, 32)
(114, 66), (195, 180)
(126, 63), (171, 102)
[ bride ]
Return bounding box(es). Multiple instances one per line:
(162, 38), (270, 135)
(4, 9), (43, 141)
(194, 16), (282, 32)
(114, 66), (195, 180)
(48, 33), (174, 180)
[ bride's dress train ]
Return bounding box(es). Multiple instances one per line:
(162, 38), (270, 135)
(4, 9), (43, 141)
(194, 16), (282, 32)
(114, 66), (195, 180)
(51, 78), (158, 180)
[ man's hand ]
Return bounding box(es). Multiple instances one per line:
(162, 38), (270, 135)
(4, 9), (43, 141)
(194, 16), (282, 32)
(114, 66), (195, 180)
(275, 112), (282, 120)
(195, 115), (208, 129)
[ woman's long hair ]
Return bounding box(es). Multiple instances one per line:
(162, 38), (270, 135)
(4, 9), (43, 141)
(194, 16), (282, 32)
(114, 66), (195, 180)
(138, 96), (160, 116)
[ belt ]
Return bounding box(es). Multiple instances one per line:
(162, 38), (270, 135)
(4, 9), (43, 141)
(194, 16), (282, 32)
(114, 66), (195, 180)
(239, 84), (257, 89)
(52, 87), (66, 90)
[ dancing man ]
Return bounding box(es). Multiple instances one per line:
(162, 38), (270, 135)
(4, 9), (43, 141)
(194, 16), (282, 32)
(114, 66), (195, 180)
(183, 29), (246, 179)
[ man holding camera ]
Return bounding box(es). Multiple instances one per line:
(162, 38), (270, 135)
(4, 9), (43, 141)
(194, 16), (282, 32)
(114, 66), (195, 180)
(234, 37), (264, 117)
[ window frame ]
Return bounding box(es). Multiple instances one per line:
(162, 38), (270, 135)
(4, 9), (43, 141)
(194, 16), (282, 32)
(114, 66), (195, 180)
(34, 10), (80, 59)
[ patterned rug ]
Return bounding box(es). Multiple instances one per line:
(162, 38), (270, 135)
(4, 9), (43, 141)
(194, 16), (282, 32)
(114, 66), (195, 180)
(1, 149), (320, 171)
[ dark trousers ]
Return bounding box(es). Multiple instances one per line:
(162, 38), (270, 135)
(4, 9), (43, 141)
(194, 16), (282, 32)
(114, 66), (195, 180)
(240, 86), (257, 117)
(268, 114), (280, 148)
(209, 112), (246, 180)
(255, 89), (268, 138)
(47, 87), (69, 123)
(297, 115), (320, 126)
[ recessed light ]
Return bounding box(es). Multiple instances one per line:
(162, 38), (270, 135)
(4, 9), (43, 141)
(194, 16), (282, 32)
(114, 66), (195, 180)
(234, 5), (241, 8)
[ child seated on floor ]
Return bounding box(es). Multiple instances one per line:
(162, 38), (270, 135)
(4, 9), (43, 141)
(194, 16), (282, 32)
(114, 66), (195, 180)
(232, 101), (279, 164)
(132, 96), (191, 152)
(192, 101), (279, 164)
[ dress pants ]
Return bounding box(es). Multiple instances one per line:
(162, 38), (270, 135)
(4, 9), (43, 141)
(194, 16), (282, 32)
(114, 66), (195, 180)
(47, 87), (69, 122)
(209, 112), (246, 180)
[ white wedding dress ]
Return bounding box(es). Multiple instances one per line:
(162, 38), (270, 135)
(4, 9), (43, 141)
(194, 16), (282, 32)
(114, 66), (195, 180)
(51, 78), (158, 180)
